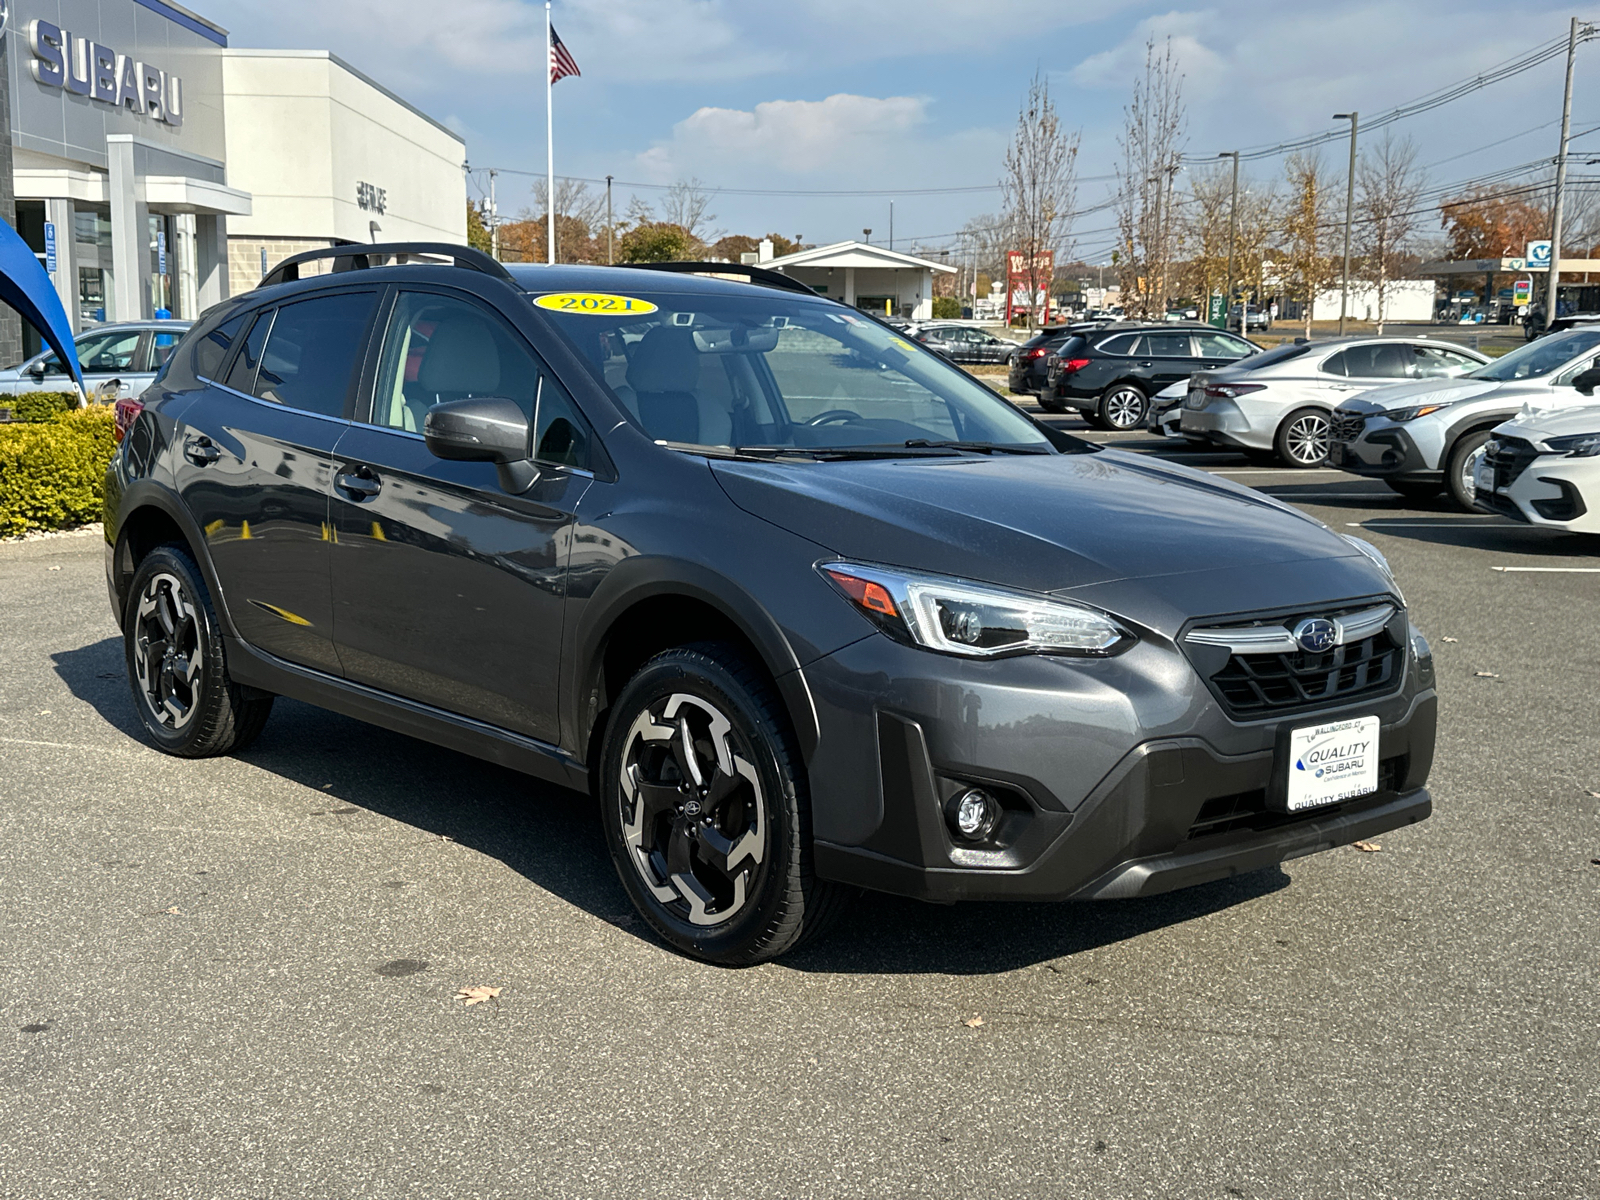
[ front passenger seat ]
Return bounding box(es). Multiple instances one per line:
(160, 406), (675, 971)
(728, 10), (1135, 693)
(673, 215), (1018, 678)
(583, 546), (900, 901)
(625, 327), (702, 443)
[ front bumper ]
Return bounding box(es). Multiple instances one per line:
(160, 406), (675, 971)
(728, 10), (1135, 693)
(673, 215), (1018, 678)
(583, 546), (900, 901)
(803, 629), (1436, 903)
(1474, 453), (1598, 533)
(1330, 425), (1437, 479)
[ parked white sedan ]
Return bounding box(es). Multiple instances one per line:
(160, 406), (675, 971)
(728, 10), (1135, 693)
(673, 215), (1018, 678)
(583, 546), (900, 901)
(1177, 337), (1488, 466)
(1475, 397), (1600, 535)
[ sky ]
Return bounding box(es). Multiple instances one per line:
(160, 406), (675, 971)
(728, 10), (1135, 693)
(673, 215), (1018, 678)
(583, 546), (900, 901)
(196, 0), (1600, 262)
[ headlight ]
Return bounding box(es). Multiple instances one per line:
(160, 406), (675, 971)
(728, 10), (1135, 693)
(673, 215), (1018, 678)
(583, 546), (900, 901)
(820, 562), (1134, 658)
(1385, 402), (1454, 422)
(1543, 432), (1600, 457)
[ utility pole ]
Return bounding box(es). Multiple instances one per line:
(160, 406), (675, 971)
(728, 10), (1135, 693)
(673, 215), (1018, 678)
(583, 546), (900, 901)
(1334, 112), (1359, 335)
(488, 169), (499, 261)
(1219, 151), (1240, 330)
(606, 175), (614, 265)
(1544, 18), (1591, 333)
(889, 201), (894, 252)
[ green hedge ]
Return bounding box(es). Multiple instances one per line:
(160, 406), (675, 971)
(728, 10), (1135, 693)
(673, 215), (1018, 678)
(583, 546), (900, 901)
(2, 390), (78, 423)
(0, 408), (117, 536)
(931, 296), (962, 320)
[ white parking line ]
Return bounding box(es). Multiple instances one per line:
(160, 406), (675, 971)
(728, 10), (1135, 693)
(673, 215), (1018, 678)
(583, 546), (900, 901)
(1347, 520), (1513, 529)
(1259, 492), (1393, 500)
(1490, 566), (1600, 573)
(1212, 468), (1349, 476)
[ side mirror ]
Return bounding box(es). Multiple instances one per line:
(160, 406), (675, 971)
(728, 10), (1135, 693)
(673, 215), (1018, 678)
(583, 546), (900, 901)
(28, 362), (46, 380)
(423, 396), (537, 492)
(1572, 367), (1600, 396)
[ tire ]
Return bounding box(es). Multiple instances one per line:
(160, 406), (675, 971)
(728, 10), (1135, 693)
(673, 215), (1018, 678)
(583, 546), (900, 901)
(1097, 383), (1148, 431)
(1383, 479), (1444, 502)
(599, 642), (850, 966)
(124, 544), (273, 758)
(1446, 430), (1492, 512)
(1274, 407), (1332, 468)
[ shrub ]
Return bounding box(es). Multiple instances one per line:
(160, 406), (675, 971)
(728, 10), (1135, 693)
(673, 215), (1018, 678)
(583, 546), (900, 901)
(0, 408), (117, 536)
(5, 390), (77, 423)
(931, 297), (962, 320)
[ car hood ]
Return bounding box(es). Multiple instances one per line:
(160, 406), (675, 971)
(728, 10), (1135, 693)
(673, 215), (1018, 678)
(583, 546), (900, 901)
(1338, 377), (1510, 412)
(711, 450), (1391, 632)
(1494, 402), (1600, 441)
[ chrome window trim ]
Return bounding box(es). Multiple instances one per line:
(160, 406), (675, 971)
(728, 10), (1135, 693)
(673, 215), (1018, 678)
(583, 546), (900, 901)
(1185, 603), (1396, 655)
(195, 375), (356, 425)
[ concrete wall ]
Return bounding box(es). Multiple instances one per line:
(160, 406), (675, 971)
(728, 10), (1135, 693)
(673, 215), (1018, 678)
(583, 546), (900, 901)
(1313, 279), (1435, 323)
(222, 50), (466, 293)
(782, 265), (933, 319)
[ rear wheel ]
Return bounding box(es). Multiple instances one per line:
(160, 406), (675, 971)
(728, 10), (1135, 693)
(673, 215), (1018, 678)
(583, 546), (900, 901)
(1098, 384), (1148, 431)
(599, 643), (850, 966)
(1383, 479), (1444, 502)
(1446, 431), (1491, 512)
(124, 545), (273, 757)
(1274, 407), (1332, 467)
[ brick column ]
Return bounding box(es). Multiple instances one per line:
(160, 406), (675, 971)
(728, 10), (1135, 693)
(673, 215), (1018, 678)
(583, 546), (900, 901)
(0, 26), (24, 364)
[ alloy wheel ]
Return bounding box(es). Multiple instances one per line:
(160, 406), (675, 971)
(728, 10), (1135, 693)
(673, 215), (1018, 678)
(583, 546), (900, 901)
(132, 572), (203, 731)
(1103, 387), (1146, 430)
(1459, 444), (1485, 502)
(1283, 412), (1331, 465)
(618, 693), (767, 927)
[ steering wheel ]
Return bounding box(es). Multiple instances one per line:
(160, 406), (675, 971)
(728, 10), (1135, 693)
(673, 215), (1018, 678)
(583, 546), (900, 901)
(806, 409), (863, 427)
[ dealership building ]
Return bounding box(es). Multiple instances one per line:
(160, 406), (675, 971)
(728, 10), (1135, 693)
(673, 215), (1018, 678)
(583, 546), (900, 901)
(1, 0), (467, 358)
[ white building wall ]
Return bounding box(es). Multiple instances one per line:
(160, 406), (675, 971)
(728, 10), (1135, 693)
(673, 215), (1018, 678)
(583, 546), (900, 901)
(222, 50), (466, 292)
(1313, 279), (1435, 323)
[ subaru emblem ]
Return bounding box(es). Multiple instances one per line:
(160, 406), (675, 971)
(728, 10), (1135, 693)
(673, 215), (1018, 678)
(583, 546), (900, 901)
(1293, 617), (1338, 653)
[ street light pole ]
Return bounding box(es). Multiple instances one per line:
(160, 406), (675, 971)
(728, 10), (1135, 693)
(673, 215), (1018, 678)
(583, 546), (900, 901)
(1334, 112), (1359, 335)
(1219, 150), (1240, 329)
(1544, 18), (1591, 333)
(605, 174), (613, 265)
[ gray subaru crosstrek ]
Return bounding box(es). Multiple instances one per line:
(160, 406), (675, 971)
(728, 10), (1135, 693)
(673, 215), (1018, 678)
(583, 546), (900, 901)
(104, 243), (1436, 965)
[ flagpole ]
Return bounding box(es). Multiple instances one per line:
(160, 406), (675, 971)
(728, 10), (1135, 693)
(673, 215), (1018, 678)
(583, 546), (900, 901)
(546, 0), (556, 264)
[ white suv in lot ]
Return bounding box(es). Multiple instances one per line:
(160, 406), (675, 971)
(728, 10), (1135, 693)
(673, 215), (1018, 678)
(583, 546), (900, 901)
(1328, 329), (1600, 510)
(1475, 399), (1600, 535)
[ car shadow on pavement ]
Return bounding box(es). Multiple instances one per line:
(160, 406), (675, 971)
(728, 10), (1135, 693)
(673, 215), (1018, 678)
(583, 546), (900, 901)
(54, 636), (1291, 975)
(1350, 520), (1600, 557)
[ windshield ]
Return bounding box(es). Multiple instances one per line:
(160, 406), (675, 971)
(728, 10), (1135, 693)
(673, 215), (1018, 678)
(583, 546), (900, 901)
(1469, 330), (1600, 381)
(532, 288), (1052, 454)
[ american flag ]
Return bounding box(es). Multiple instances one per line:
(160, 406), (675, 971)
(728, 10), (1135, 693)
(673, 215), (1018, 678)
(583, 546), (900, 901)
(549, 26), (580, 85)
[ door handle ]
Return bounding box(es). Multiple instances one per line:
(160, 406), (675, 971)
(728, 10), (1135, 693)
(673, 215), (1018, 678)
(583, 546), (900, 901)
(183, 435), (221, 466)
(334, 466), (382, 499)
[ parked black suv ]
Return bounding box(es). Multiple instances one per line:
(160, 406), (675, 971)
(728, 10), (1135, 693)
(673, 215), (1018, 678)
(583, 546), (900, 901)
(105, 244), (1435, 965)
(1005, 325), (1086, 395)
(1043, 324), (1259, 428)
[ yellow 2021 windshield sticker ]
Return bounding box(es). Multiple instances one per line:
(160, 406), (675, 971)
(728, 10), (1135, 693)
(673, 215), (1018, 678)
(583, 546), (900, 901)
(534, 292), (659, 316)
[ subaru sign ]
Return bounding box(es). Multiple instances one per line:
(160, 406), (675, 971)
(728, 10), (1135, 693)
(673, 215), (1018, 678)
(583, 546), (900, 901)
(1526, 240), (1553, 271)
(26, 19), (185, 129)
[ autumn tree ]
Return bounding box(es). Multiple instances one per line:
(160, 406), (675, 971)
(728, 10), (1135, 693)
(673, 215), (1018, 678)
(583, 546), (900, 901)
(499, 214), (599, 264)
(1281, 152), (1339, 337)
(1000, 70), (1081, 329)
(1114, 38), (1187, 319)
(1438, 183), (1549, 307)
(466, 203), (491, 254)
(619, 222), (701, 263)
(1175, 163), (1233, 309)
(1353, 133), (1426, 331)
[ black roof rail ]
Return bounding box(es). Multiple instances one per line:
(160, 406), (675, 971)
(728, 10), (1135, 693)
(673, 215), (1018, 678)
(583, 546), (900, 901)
(621, 260), (817, 297)
(258, 241), (515, 289)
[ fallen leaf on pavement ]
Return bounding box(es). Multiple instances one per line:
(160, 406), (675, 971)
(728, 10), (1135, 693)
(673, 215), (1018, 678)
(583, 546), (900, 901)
(1585, 790), (1600, 799)
(47, 566), (61, 572)
(456, 986), (501, 1007)
(1441, 636), (1459, 643)
(1473, 671), (1500, 678)
(962, 1015), (984, 1028)
(1352, 841), (1382, 853)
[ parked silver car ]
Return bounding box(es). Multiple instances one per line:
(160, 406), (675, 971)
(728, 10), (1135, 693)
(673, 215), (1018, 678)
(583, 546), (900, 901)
(1329, 327), (1600, 509)
(0, 320), (192, 401)
(1179, 337), (1488, 467)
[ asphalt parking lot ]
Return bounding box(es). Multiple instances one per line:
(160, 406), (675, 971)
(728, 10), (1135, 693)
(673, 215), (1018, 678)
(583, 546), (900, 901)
(2, 420), (1597, 1199)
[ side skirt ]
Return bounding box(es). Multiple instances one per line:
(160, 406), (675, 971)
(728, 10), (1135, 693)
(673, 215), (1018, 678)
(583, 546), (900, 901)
(224, 636), (591, 793)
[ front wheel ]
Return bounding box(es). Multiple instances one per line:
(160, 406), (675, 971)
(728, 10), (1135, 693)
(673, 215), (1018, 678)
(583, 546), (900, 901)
(1274, 407), (1332, 467)
(1446, 431), (1491, 512)
(1098, 384), (1148, 431)
(124, 545), (273, 757)
(599, 643), (849, 965)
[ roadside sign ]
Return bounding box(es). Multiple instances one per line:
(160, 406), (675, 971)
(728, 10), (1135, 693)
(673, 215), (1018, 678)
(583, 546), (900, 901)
(1208, 292), (1226, 329)
(1513, 278), (1533, 306)
(157, 229), (167, 276)
(43, 222), (56, 274)
(1526, 240), (1552, 271)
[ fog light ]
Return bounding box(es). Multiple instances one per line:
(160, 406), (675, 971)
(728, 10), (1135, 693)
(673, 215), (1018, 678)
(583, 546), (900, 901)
(947, 788), (1002, 842)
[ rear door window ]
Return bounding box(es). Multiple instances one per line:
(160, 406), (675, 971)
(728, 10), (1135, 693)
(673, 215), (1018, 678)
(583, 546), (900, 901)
(1145, 333), (1193, 358)
(1193, 332), (1255, 360)
(1327, 343), (1412, 379)
(251, 291), (378, 417)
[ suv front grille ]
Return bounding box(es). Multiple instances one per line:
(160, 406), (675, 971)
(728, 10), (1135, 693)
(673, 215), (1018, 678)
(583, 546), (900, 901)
(1486, 434), (1539, 491)
(1185, 756), (1406, 840)
(1186, 603), (1406, 719)
(1329, 409), (1366, 442)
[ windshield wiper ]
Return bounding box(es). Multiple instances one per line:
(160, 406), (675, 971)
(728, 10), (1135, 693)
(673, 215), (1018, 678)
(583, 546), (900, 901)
(902, 439), (1050, 455)
(733, 444), (963, 460)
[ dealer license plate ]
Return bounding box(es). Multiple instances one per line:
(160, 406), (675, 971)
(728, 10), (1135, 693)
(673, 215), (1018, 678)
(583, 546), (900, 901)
(1284, 715), (1380, 811)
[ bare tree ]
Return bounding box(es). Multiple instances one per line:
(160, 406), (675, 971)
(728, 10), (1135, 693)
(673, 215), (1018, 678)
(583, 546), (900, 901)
(530, 177), (606, 229)
(1282, 152), (1339, 337)
(661, 178), (721, 244)
(958, 212), (1010, 306)
(1175, 163), (1232, 310)
(1355, 132), (1426, 332)
(1114, 37), (1186, 319)
(999, 70), (1081, 329)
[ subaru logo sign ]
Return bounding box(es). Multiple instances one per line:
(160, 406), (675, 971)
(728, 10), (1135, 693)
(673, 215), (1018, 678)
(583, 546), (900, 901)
(1293, 618), (1339, 653)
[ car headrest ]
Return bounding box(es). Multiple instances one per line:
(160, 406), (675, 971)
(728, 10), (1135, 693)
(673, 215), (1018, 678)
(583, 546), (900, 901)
(418, 317), (501, 394)
(626, 327), (700, 394)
